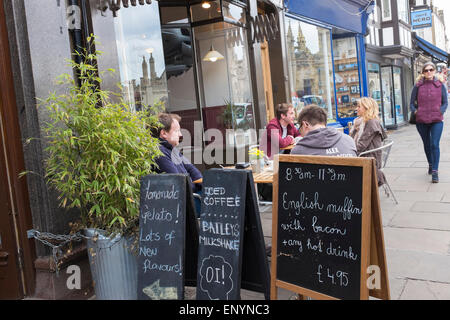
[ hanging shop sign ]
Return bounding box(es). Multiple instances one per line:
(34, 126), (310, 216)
(249, 13), (279, 44)
(411, 9), (432, 30)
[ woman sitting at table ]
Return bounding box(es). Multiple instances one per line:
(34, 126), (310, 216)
(350, 97), (387, 186)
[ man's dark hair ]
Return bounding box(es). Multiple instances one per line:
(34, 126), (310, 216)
(151, 112), (181, 137)
(276, 103), (293, 120)
(297, 104), (327, 126)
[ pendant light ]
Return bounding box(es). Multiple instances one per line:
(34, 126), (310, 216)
(202, 45), (224, 62)
(201, 1), (211, 9)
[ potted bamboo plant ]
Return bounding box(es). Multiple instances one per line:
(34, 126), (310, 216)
(40, 43), (162, 299)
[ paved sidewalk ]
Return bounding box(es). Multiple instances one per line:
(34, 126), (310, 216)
(251, 112), (450, 300)
(379, 112), (450, 300)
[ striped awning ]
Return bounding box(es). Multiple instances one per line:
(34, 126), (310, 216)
(414, 34), (450, 64)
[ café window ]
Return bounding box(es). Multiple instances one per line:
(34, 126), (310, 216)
(91, 2), (206, 146)
(194, 20), (256, 148)
(110, 3), (169, 112)
(332, 37), (361, 118)
(285, 18), (335, 120)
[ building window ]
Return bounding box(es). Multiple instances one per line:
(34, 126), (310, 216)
(284, 18), (335, 119)
(194, 20), (256, 149)
(393, 67), (404, 123)
(111, 3), (168, 112)
(368, 63), (382, 116)
(398, 0), (410, 24)
(381, 0), (391, 21)
(333, 37), (361, 118)
(381, 66), (394, 126)
(382, 27), (394, 46)
(399, 26), (411, 48)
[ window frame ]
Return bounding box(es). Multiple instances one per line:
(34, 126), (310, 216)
(397, 0), (410, 24)
(380, 0), (392, 21)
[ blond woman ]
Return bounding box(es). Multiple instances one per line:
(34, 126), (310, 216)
(350, 97), (387, 186)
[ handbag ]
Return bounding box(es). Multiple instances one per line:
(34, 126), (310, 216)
(409, 111), (416, 124)
(409, 97), (418, 124)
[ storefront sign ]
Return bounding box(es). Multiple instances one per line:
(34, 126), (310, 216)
(411, 10), (432, 30)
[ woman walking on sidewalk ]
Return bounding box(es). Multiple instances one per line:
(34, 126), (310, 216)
(410, 61), (448, 183)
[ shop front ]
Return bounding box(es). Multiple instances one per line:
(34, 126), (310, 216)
(366, 44), (414, 129)
(281, 0), (374, 128)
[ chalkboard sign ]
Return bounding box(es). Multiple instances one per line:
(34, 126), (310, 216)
(196, 169), (270, 300)
(137, 174), (198, 300)
(271, 155), (373, 300)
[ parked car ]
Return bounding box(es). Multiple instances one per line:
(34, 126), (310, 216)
(300, 95), (327, 110)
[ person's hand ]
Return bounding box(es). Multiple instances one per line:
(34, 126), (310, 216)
(287, 135), (294, 143)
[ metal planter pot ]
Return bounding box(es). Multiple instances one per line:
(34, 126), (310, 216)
(84, 228), (138, 300)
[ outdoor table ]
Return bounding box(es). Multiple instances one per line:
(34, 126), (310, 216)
(280, 144), (294, 151)
(193, 165), (274, 186)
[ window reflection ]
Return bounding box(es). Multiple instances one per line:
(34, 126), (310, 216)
(223, 2), (245, 24)
(190, 0), (222, 23)
(162, 26), (200, 145)
(285, 18), (335, 120)
(333, 37), (360, 118)
(112, 3), (168, 112)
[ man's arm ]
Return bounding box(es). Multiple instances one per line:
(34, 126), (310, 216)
(441, 84), (448, 114)
(266, 125), (294, 150)
(183, 158), (202, 182)
(410, 86), (418, 113)
(155, 153), (179, 174)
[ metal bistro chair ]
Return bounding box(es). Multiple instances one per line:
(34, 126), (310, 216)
(358, 138), (398, 204)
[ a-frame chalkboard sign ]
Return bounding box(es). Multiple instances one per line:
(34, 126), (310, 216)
(137, 174), (199, 300)
(271, 155), (389, 300)
(196, 168), (270, 300)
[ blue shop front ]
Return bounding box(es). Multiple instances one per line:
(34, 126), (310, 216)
(281, 0), (374, 129)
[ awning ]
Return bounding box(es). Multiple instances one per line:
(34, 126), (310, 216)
(413, 34), (449, 64)
(284, 0), (374, 34)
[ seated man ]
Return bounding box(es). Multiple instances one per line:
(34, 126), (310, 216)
(153, 113), (202, 193)
(261, 103), (300, 159)
(291, 105), (357, 157)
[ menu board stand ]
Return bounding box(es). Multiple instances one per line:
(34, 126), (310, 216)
(271, 155), (389, 300)
(137, 174), (198, 300)
(196, 169), (270, 300)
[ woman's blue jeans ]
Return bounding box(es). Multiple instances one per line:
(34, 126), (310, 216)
(416, 122), (444, 171)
